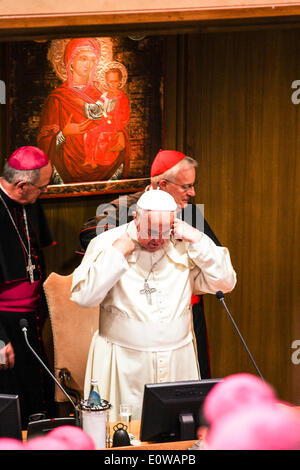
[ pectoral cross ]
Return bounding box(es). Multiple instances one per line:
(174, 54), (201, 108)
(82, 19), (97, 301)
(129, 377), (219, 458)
(140, 280), (156, 305)
(26, 256), (36, 284)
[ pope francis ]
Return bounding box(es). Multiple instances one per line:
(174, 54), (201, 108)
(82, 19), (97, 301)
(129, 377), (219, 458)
(71, 190), (237, 421)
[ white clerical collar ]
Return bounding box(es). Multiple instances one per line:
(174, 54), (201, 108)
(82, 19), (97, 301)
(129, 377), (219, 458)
(0, 181), (25, 207)
(0, 181), (21, 205)
(0, 181), (11, 197)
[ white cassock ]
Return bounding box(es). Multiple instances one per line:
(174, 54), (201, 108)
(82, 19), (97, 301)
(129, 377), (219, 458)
(71, 220), (237, 421)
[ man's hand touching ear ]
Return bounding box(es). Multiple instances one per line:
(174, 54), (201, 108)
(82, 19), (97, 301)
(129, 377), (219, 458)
(113, 232), (135, 257)
(172, 218), (203, 243)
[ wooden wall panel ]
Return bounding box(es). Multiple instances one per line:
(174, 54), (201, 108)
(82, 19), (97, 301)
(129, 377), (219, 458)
(183, 29), (300, 403)
(3, 4), (300, 44)
(2, 1), (300, 16)
(41, 194), (115, 275)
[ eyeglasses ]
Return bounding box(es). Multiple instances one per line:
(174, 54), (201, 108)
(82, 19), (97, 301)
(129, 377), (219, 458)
(163, 179), (196, 192)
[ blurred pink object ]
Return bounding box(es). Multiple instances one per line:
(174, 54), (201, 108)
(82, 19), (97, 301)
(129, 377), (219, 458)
(25, 435), (71, 451)
(206, 404), (300, 450)
(0, 426), (96, 450)
(203, 373), (277, 426)
(0, 438), (24, 450)
(25, 426), (96, 450)
(43, 425), (96, 450)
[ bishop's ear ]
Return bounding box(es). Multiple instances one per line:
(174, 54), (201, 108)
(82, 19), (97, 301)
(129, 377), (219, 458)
(15, 181), (28, 192)
(158, 179), (168, 191)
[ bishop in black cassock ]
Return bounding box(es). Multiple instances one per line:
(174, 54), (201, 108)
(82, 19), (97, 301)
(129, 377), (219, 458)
(0, 146), (55, 428)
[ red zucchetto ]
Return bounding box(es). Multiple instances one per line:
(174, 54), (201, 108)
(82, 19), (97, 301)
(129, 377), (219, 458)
(150, 149), (186, 177)
(8, 146), (49, 170)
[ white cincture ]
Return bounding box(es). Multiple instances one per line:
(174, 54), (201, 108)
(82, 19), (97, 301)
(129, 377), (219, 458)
(99, 305), (193, 352)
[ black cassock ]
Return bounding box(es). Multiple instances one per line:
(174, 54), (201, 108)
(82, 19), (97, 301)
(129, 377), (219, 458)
(0, 187), (55, 428)
(78, 191), (222, 380)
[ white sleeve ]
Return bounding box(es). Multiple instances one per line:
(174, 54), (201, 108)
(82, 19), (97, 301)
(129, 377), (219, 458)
(188, 233), (237, 295)
(70, 244), (129, 307)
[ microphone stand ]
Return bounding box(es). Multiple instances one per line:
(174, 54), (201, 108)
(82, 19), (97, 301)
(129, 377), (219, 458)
(21, 323), (80, 426)
(216, 292), (264, 381)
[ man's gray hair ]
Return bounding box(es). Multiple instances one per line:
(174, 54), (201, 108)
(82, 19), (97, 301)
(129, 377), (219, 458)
(151, 156), (198, 188)
(2, 162), (41, 185)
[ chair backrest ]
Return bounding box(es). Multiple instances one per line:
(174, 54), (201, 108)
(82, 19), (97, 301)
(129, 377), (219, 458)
(43, 272), (99, 402)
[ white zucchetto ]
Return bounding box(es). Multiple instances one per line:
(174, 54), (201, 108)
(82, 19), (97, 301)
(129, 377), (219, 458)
(137, 188), (177, 211)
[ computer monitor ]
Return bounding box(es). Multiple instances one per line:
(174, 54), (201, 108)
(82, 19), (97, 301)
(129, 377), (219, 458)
(140, 378), (221, 442)
(0, 394), (22, 440)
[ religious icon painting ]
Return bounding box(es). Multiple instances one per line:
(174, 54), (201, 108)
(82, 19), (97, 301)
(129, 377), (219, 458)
(7, 36), (163, 197)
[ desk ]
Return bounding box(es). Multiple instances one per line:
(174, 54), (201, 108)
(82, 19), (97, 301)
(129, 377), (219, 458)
(110, 440), (197, 451)
(23, 419), (198, 450)
(22, 406), (300, 450)
(107, 420), (197, 450)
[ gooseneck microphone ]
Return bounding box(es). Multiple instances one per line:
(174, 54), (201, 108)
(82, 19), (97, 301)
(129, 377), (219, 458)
(215, 291), (264, 380)
(20, 318), (80, 427)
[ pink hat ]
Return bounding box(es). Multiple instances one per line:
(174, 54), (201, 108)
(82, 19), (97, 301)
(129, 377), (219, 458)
(8, 146), (49, 171)
(44, 425), (96, 450)
(0, 438), (24, 450)
(151, 149), (186, 177)
(203, 373), (277, 426)
(206, 404), (300, 450)
(25, 426), (96, 450)
(0, 426), (96, 450)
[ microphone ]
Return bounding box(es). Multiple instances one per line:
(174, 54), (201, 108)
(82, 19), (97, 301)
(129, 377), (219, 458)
(20, 318), (80, 429)
(215, 291), (264, 380)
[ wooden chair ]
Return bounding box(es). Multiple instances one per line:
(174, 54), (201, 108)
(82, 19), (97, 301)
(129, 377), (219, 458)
(43, 272), (99, 404)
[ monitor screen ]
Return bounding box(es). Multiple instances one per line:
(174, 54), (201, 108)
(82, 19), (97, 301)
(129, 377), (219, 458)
(0, 394), (22, 440)
(140, 378), (221, 442)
